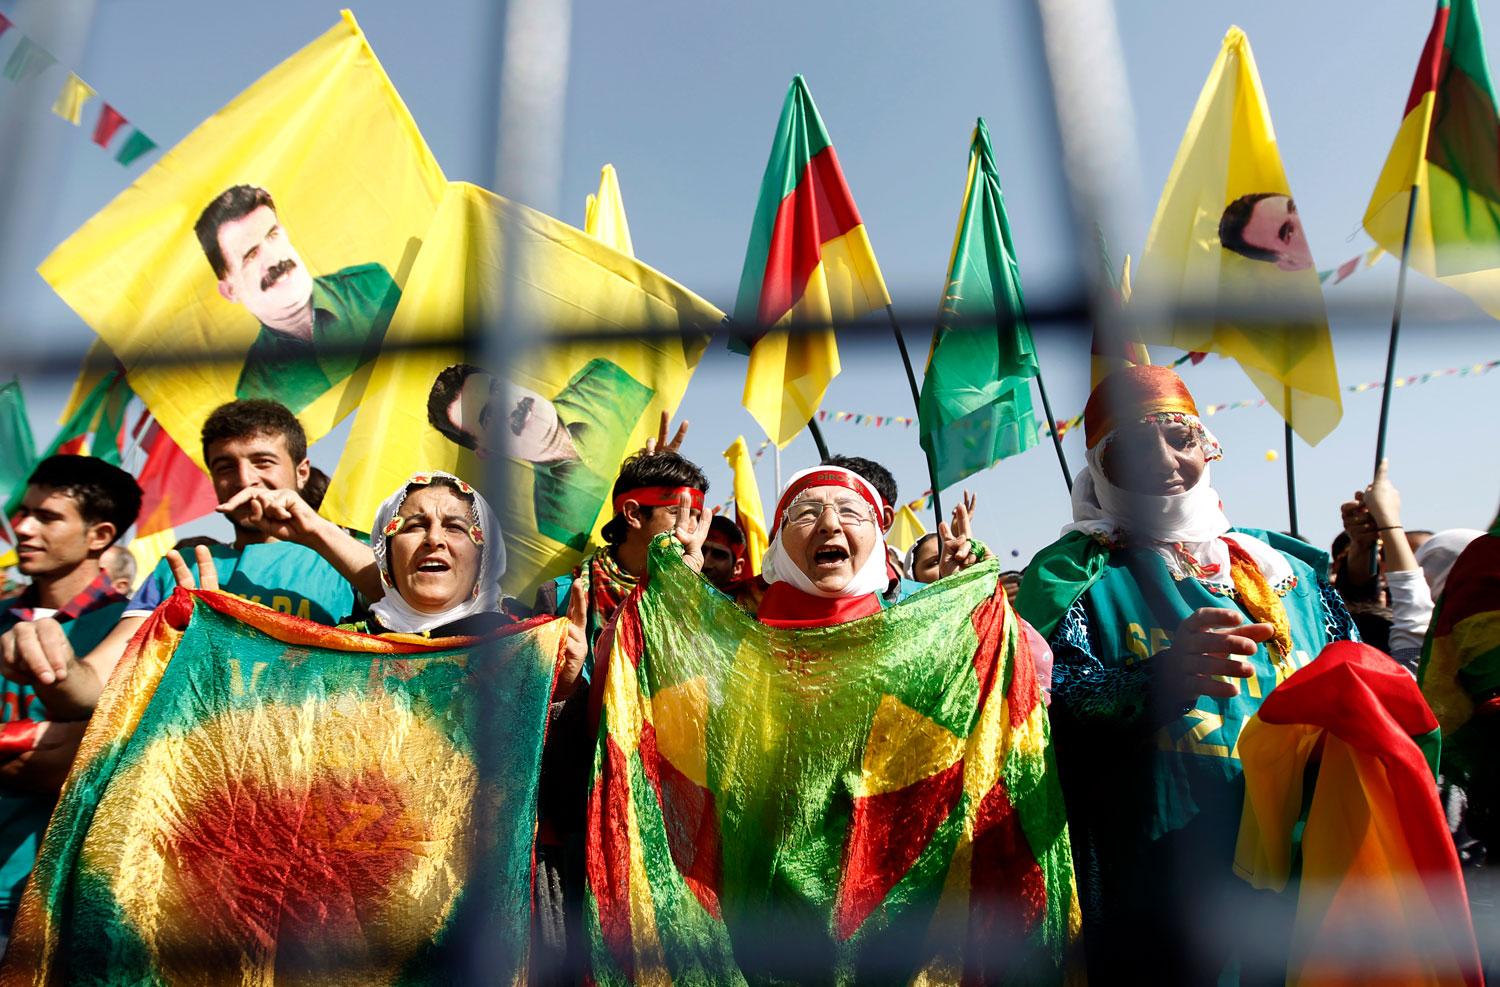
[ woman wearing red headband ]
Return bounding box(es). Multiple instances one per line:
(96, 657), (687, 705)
(1015, 366), (1357, 984)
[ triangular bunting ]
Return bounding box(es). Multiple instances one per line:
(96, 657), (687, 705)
(3, 36), (56, 84)
(114, 129), (156, 166)
(50, 72), (95, 125)
(92, 103), (127, 147)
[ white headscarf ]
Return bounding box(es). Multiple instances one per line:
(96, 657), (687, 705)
(1062, 415), (1293, 590)
(368, 471), (507, 634)
(1415, 528), (1486, 600)
(761, 465), (890, 599)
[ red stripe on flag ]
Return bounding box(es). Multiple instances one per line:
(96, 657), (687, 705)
(639, 720), (723, 919)
(968, 584), (1009, 705)
(585, 737), (636, 979)
(834, 758), (965, 941)
(55, 436), (87, 456)
(965, 781), (1047, 982)
(756, 146), (865, 325)
(135, 423), (217, 537)
(1405, 5), (1452, 115)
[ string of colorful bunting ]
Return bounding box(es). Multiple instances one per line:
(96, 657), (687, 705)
(817, 358), (1498, 442)
(0, 12), (157, 166)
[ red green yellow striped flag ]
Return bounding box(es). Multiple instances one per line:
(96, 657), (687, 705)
(1, 589), (564, 985)
(1365, 0), (1500, 314)
(734, 76), (890, 447)
(584, 536), (1081, 984)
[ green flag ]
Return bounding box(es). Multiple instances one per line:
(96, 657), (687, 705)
(7, 590), (564, 982)
(919, 118), (1039, 491)
(5, 371), (132, 515)
(0, 381), (37, 511)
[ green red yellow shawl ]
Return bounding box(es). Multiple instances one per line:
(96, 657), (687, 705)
(1, 589), (563, 986)
(585, 536), (1081, 984)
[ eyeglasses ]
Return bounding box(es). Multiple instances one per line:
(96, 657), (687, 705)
(783, 499), (873, 528)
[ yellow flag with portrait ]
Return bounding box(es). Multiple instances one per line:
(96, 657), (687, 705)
(323, 182), (723, 601)
(38, 11), (446, 463)
(1133, 26), (1341, 445)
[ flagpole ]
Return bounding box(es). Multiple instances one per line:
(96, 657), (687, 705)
(1369, 184), (1420, 577)
(1283, 417), (1300, 540)
(1032, 366), (1073, 494)
(807, 416), (831, 460)
(885, 304), (945, 527)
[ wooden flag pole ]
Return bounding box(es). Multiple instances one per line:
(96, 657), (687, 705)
(886, 304), (945, 528)
(1369, 183), (1421, 575)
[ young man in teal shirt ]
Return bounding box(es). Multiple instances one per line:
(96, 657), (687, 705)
(0, 455), (141, 937)
(0, 401), (381, 773)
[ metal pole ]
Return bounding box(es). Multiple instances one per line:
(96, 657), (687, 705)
(1284, 419), (1300, 539)
(1033, 367), (1073, 493)
(1368, 184), (1420, 577)
(807, 416), (831, 461)
(1373, 185), (1419, 473)
(885, 304), (944, 527)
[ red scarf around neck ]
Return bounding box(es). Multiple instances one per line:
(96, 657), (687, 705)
(756, 582), (882, 629)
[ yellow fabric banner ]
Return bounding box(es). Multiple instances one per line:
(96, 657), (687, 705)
(39, 11), (446, 463)
(722, 435), (769, 575)
(1134, 26), (1342, 445)
(323, 182), (723, 600)
(584, 163), (635, 258)
(49, 72), (95, 126)
(888, 503), (927, 556)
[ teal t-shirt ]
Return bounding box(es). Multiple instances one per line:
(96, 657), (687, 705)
(128, 541), (356, 626)
(0, 600), (127, 915)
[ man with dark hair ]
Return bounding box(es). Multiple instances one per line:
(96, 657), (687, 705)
(701, 515), (747, 593)
(195, 184), (401, 414)
(0, 400), (379, 724)
(0, 455), (140, 935)
(427, 359), (656, 551)
(1218, 192), (1313, 272)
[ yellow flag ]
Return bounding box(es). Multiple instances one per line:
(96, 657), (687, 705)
(39, 11), (446, 464)
(722, 436), (769, 576)
(584, 164), (635, 258)
(1134, 26), (1341, 445)
(50, 72), (95, 125)
(887, 504), (927, 557)
(324, 182), (723, 600)
(126, 528), (178, 591)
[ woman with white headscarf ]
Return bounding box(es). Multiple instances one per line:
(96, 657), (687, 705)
(1015, 366), (1357, 985)
(753, 465), (979, 627)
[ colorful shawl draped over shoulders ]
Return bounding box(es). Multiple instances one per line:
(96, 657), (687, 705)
(1, 588), (564, 987)
(585, 535), (1081, 985)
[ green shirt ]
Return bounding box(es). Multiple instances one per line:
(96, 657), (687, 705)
(0, 599), (126, 914)
(235, 263), (401, 414)
(532, 358), (654, 550)
(128, 541), (356, 627)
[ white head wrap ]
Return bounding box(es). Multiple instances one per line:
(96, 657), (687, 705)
(368, 471), (506, 634)
(1062, 414), (1293, 589)
(761, 465), (890, 599)
(1415, 528), (1486, 600)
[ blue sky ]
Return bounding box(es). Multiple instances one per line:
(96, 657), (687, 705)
(0, 0), (1496, 559)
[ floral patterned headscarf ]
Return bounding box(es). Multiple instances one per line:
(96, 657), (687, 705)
(368, 471), (506, 634)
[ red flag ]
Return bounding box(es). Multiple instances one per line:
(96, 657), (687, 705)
(92, 104), (126, 148)
(134, 421), (217, 537)
(0, 12), (12, 40)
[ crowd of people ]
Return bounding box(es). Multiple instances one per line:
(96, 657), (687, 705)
(0, 363), (1492, 983)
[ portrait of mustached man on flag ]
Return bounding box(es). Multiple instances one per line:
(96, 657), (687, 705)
(322, 183), (724, 601)
(1134, 26), (1342, 446)
(39, 12), (446, 462)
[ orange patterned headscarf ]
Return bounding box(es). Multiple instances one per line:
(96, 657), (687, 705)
(1083, 365), (1200, 450)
